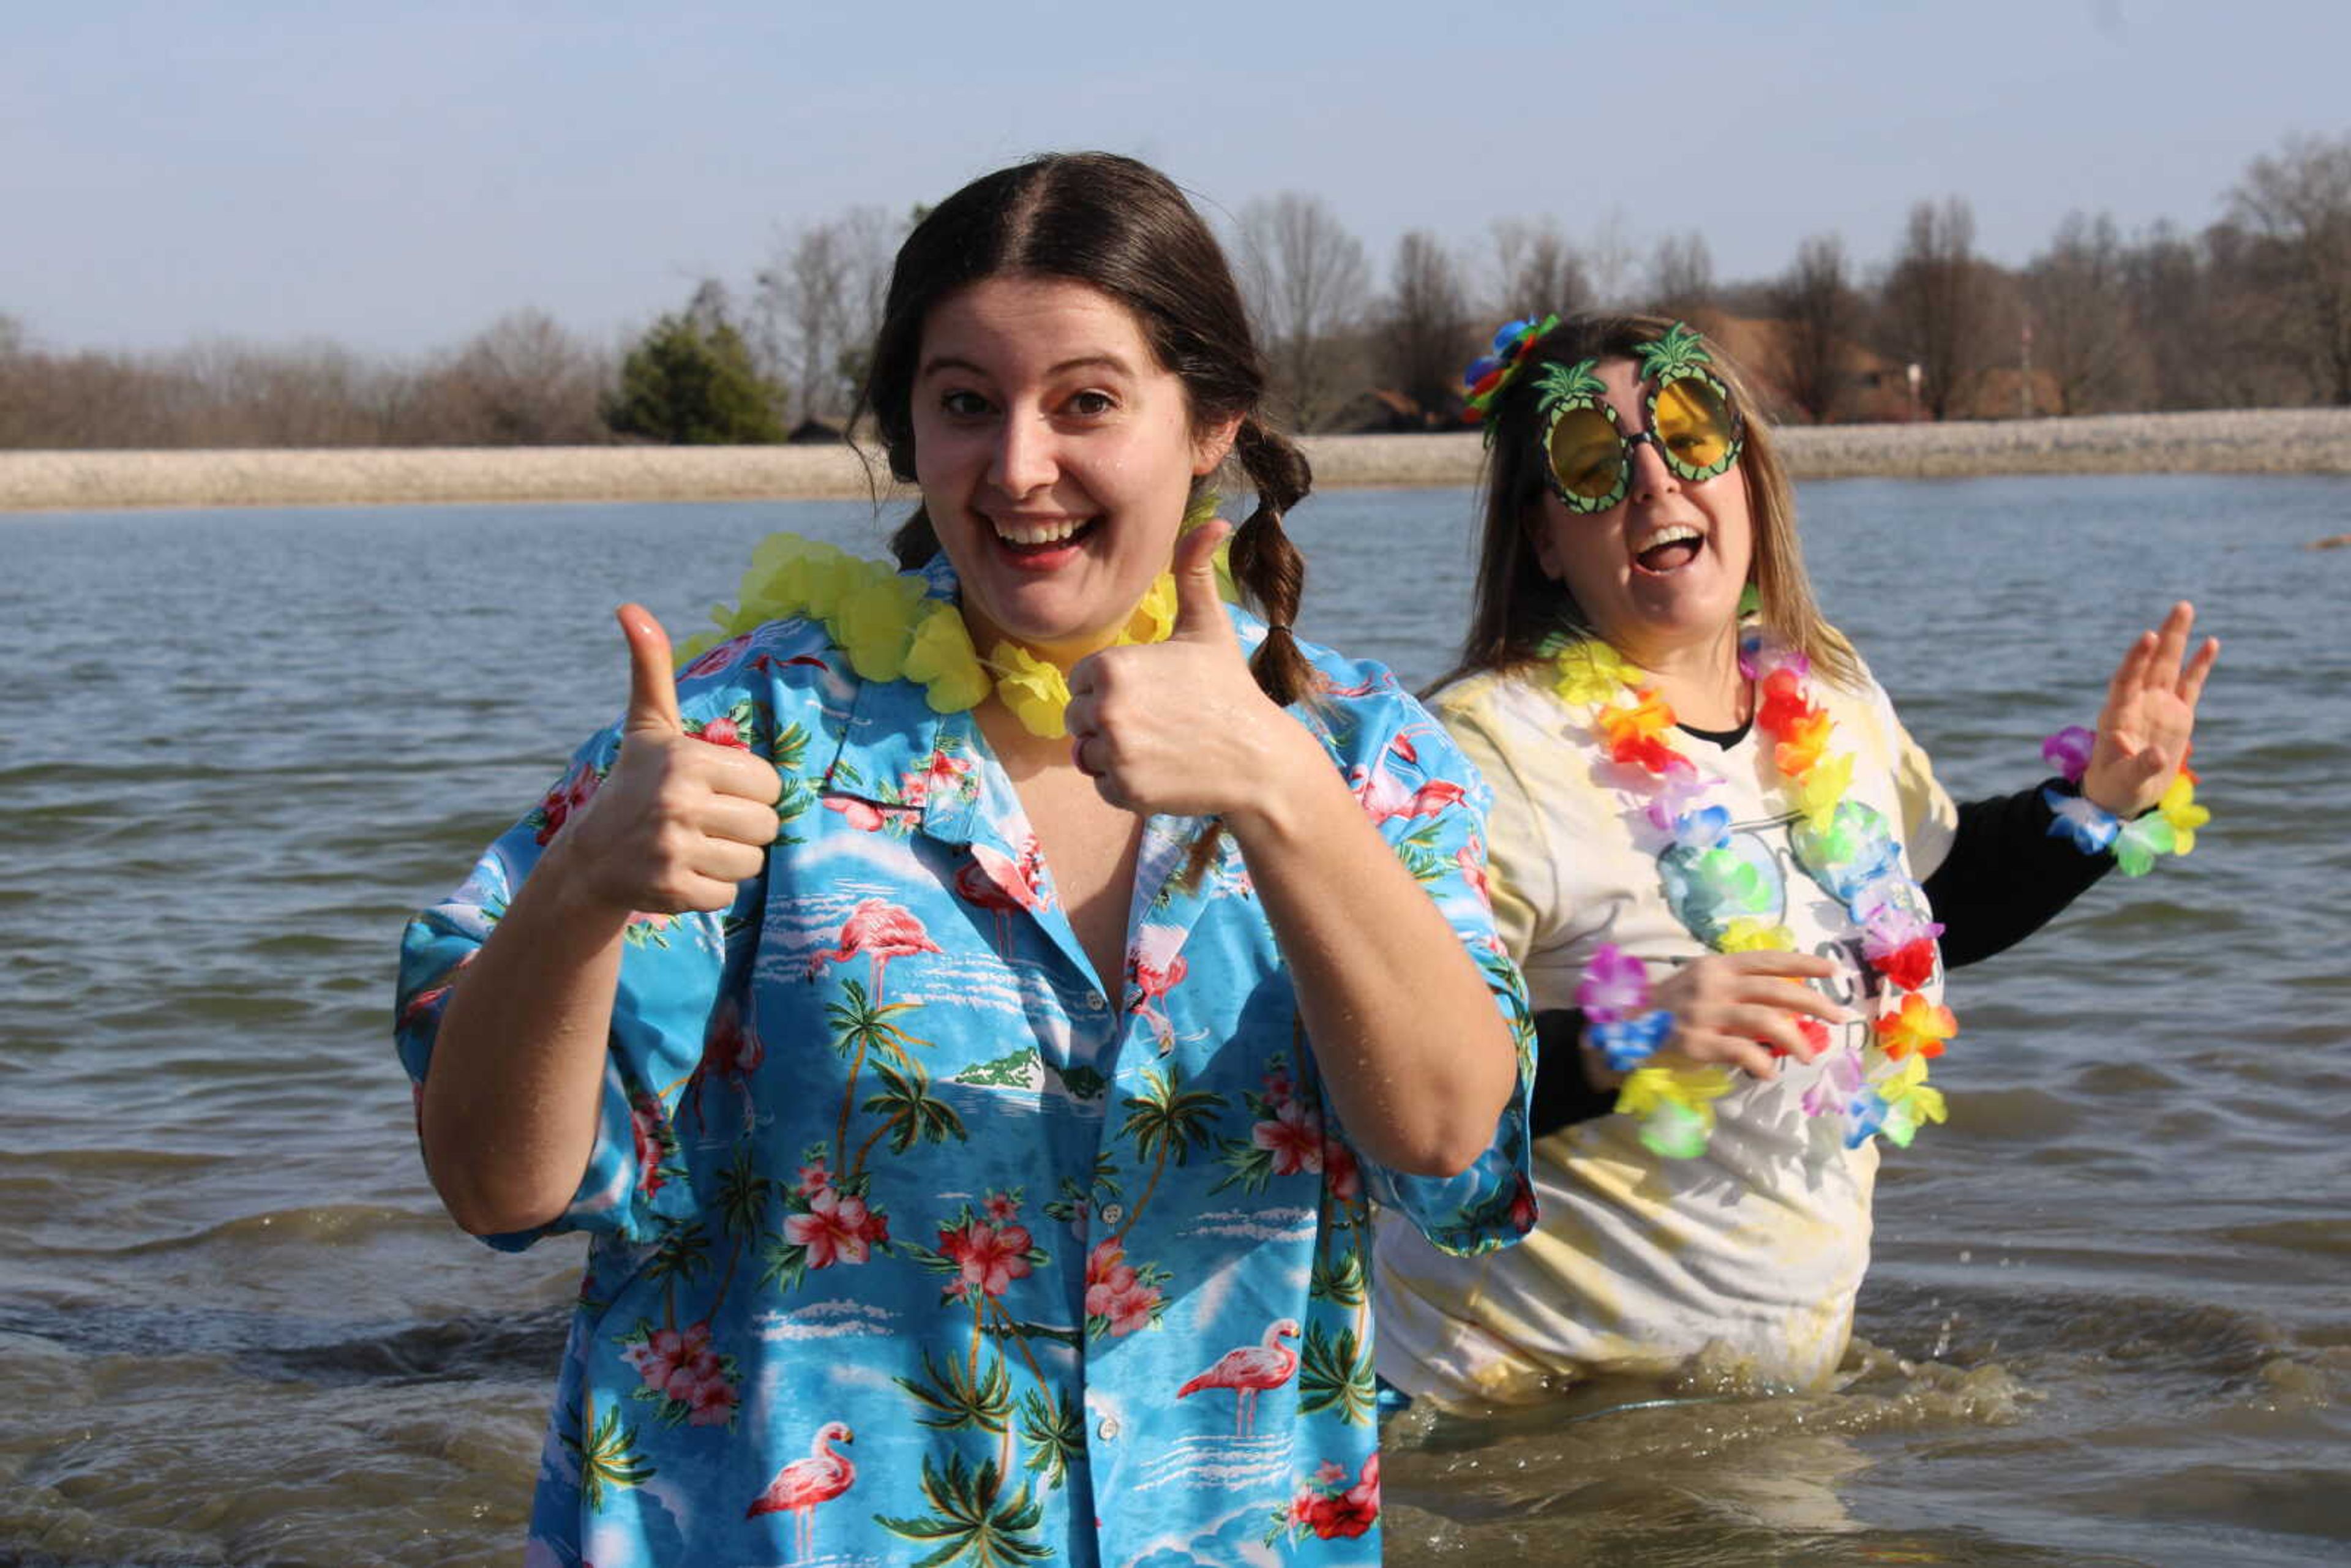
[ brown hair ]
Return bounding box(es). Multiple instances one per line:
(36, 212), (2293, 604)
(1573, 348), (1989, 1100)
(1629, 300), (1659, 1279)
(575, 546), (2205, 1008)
(1438, 312), (1858, 692)
(855, 152), (1316, 707)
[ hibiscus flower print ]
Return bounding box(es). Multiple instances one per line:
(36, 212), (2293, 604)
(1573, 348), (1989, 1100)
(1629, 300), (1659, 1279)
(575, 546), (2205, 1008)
(531, 758), (603, 846)
(784, 1187), (888, 1269)
(1083, 1239), (1167, 1338)
(622, 1319), (742, 1430)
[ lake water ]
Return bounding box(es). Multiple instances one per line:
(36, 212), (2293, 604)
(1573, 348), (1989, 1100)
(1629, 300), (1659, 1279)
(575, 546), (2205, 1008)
(3, 475), (2347, 1566)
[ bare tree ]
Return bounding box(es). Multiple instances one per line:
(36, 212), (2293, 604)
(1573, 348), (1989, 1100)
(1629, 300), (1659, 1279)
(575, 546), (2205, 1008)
(1236, 192), (1371, 432)
(753, 208), (900, 428)
(1581, 208), (1638, 309)
(1381, 230), (1473, 422)
(1647, 231), (1715, 315)
(1771, 233), (1856, 422)
(1883, 197), (1986, 419)
(1490, 217), (1590, 320)
(2227, 131), (2351, 403)
(2023, 212), (2147, 415)
(415, 309), (612, 443)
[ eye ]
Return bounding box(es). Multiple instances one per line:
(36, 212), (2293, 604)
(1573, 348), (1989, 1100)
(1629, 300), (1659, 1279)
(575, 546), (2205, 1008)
(938, 389), (992, 418)
(1065, 389), (1117, 418)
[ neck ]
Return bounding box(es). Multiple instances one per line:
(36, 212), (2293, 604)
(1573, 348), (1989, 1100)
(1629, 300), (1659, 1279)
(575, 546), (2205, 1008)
(1622, 624), (1747, 729)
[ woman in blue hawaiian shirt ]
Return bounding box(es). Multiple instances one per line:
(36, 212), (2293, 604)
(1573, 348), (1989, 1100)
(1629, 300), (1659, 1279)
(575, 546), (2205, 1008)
(397, 152), (1534, 1566)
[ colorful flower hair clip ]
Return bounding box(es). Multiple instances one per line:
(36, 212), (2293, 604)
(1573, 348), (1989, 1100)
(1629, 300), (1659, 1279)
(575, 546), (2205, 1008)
(1461, 313), (1559, 433)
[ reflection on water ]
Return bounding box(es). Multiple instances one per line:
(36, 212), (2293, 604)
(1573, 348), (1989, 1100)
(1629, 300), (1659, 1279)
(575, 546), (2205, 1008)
(2, 476), (2347, 1564)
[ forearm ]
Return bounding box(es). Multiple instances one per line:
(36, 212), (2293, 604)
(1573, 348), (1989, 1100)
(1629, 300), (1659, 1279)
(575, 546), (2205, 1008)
(1925, 780), (2112, 968)
(420, 838), (631, 1236)
(1228, 763), (1517, 1176)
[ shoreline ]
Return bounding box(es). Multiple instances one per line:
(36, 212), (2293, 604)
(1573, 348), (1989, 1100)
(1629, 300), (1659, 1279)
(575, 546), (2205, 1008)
(4, 407), (2349, 512)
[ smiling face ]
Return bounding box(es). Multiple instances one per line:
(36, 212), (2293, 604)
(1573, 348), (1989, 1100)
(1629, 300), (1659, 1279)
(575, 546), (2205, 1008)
(1526, 356), (1753, 664)
(910, 274), (1236, 664)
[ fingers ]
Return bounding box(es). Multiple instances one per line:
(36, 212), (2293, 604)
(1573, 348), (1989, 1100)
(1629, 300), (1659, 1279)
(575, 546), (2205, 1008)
(619, 604), (684, 737)
(688, 835), (770, 888)
(2149, 601), (2194, 685)
(702, 792), (785, 848)
(2101, 628), (2156, 726)
(1169, 520), (1236, 644)
(1671, 1029), (1787, 1081)
(1652, 952), (1854, 1077)
(703, 746), (786, 807)
(1712, 950), (1840, 983)
(2177, 635), (2219, 710)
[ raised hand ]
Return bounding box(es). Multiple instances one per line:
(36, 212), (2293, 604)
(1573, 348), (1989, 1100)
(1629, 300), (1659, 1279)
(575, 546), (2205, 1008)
(2081, 601), (2219, 817)
(1062, 523), (1318, 820)
(557, 604), (784, 917)
(1640, 951), (1851, 1081)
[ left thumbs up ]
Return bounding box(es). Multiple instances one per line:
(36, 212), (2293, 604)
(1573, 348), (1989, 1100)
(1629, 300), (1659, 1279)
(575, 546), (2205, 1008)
(1167, 519), (1238, 649)
(1063, 518), (1312, 817)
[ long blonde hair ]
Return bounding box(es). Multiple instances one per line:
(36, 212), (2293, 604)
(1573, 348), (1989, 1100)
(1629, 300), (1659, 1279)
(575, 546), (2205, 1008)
(1436, 312), (1858, 692)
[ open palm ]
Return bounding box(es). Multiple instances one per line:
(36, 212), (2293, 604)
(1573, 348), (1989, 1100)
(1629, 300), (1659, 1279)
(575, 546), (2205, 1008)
(2082, 601), (2219, 817)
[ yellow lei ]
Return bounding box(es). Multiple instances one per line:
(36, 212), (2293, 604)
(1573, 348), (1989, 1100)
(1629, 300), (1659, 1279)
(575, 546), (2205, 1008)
(678, 533), (1178, 739)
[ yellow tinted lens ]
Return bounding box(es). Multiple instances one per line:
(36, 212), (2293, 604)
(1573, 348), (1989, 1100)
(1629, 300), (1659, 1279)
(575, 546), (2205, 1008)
(1654, 377), (1736, 473)
(1548, 407), (1625, 502)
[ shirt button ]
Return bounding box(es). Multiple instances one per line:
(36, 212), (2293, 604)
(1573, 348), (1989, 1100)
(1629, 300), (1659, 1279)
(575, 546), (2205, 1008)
(1100, 1204), (1123, 1229)
(1097, 1416), (1120, 1441)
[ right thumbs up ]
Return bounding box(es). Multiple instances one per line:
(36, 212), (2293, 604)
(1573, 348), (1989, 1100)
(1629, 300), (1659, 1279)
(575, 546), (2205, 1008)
(547, 604), (781, 921)
(618, 603), (684, 737)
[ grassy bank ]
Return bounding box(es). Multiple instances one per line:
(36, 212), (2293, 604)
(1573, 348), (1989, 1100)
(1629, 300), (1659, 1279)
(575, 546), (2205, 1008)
(5, 408), (2349, 512)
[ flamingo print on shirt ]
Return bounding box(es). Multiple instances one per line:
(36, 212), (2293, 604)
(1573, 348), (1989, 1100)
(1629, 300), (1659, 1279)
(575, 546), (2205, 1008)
(1176, 1317), (1300, 1436)
(748, 1420), (854, 1563)
(953, 836), (1051, 957)
(1348, 734), (1469, 826)
(1127, 923), (1190, 1053)
(680, 994), (763, 1133)
(808, 898), (942, 1002)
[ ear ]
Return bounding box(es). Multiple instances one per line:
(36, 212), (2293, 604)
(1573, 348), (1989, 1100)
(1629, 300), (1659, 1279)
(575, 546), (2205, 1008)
(1192, 413), (1242, 478)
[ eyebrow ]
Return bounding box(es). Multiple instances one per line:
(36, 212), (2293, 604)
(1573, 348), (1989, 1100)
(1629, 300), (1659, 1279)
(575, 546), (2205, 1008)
(918, 353), (1136, 380)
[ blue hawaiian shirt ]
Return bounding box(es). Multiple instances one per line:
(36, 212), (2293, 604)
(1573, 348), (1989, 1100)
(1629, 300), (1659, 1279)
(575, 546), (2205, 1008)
(395, 554), (1535, 1567)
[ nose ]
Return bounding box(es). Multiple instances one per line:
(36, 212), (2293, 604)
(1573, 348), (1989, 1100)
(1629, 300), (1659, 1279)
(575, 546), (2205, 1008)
(989, 411), (1057, 497)
(1625, 433), (1678, 503)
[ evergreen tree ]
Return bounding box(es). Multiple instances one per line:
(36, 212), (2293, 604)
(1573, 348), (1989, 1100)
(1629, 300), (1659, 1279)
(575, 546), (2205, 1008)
(604, 307), (785, 445)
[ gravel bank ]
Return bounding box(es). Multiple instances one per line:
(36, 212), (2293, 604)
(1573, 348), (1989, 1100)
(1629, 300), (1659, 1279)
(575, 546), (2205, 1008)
(5, 408), (2349, 512)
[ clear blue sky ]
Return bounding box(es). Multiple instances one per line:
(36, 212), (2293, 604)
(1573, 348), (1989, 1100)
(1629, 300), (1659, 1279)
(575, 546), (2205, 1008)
(5, 0), (2344, 357)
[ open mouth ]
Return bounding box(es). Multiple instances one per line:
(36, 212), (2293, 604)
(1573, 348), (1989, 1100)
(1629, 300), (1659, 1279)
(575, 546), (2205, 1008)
(991, 515), (1100, 558)
(1633, 524), (1703, 575)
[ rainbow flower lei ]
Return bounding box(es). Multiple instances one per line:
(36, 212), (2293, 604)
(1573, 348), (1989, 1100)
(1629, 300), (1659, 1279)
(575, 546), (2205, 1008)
(678, 533), (1178, 740)
(1555, 634), (1954, 1158)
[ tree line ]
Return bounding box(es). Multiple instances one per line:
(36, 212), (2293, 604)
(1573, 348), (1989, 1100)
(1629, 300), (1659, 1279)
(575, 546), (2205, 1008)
(3, 131), (2345, 450)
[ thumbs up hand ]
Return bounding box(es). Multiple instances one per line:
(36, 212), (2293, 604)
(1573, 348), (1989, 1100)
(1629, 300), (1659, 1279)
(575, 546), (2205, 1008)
(1062, 523), (1321, 821)
(554, 604), (784, 918)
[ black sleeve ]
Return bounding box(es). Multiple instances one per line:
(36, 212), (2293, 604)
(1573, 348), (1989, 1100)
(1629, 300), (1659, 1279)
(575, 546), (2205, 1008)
(1924, 778), (2114, 968)
(1529, 1008), (1616, 1137)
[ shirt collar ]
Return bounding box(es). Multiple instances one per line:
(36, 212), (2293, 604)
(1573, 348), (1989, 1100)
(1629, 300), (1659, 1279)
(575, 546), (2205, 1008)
(816, 549), (988, 845)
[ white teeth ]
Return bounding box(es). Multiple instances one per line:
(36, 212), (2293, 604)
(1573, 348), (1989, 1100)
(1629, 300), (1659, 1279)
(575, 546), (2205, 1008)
(1637, 524), (1702, 553)
(993, 517), (1084, 546)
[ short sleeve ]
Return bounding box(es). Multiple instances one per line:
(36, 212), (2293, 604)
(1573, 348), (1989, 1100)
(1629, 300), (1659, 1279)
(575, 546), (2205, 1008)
(1430, 683), (1570, 963)
(394, 681), (763, 1251)
(1881, 692), (1957, 882)
(1343, 696), (1537, 1258)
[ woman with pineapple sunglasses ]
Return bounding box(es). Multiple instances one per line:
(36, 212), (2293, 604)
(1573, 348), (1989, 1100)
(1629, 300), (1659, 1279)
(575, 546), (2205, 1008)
(1372, 312), (2217, 1408)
